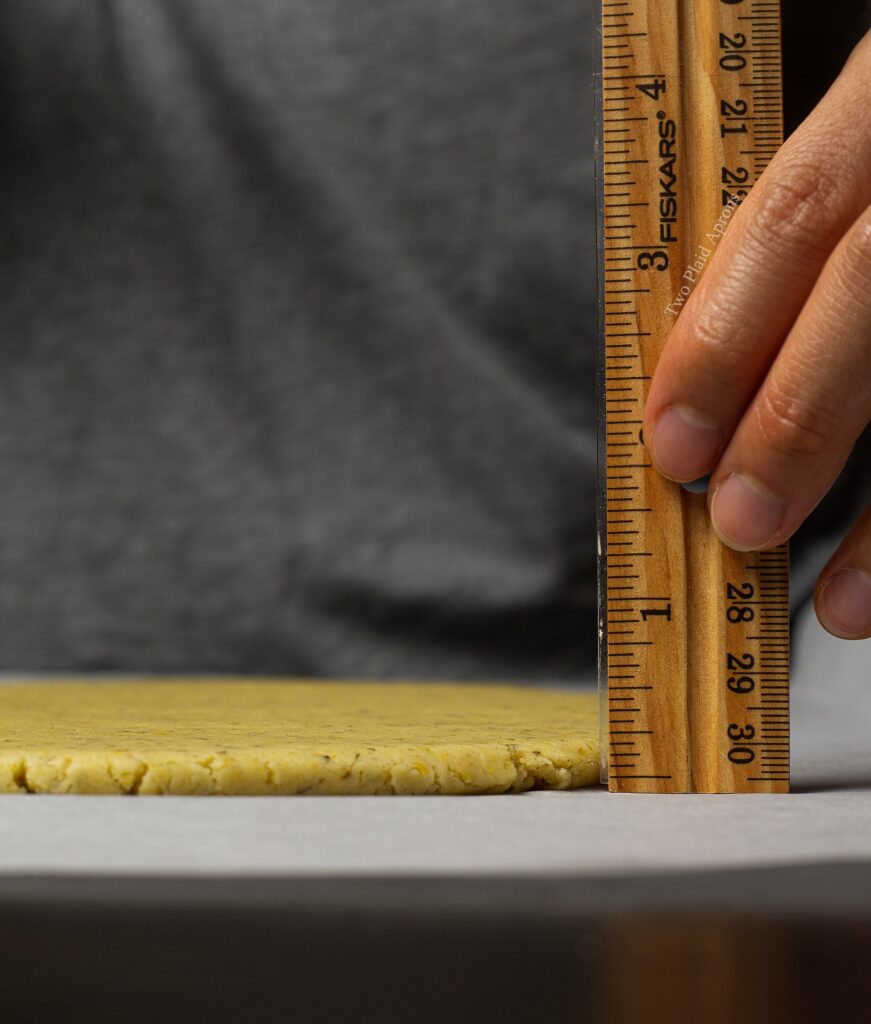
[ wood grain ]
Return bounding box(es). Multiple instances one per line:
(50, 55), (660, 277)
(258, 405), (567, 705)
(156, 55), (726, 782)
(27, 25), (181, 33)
(598, 0), (789, 792)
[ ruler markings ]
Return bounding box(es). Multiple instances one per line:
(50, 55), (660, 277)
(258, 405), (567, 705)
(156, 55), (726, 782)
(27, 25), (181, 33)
(596, 0), (787, 793)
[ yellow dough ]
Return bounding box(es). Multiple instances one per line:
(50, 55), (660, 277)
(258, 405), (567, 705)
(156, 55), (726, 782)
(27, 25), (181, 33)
(0, 680), (599, 796)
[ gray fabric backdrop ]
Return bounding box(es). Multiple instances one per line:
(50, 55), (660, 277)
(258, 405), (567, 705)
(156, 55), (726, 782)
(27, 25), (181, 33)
(1, 1), (868, 679)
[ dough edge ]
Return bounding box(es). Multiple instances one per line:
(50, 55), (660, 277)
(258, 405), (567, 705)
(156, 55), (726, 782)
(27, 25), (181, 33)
(0, 739), (599, 795)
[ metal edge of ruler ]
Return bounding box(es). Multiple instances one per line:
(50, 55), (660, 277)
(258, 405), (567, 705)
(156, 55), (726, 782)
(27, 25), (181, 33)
(593, 0), (609, 787)
(594, 0), (790, 794)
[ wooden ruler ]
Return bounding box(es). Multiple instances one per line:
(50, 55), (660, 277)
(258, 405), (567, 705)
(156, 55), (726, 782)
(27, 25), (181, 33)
(594, 0), (789, 793)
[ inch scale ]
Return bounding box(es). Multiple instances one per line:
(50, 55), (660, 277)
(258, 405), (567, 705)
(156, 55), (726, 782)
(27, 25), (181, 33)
(594, 0), (789, 793)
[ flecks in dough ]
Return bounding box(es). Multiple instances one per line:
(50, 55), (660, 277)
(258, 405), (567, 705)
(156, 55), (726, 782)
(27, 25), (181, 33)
(0, 680), (600, 795)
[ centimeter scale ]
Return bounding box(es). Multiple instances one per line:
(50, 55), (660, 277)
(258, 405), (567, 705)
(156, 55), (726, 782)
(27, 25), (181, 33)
(594, 0), (789, 793)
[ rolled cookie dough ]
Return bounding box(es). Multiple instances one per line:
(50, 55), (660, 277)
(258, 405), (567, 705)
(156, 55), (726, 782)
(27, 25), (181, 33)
(0, 680), (599, 795)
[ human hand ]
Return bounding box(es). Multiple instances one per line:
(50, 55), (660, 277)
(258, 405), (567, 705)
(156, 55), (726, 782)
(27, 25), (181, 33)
(642, 31), (871, 640)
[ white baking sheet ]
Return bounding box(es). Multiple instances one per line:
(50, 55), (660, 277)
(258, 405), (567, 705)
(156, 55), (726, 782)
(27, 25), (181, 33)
(0, 601), (868, 878)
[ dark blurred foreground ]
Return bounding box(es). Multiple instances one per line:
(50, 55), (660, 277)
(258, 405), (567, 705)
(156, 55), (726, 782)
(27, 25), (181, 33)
(3, 866), (871, 1023)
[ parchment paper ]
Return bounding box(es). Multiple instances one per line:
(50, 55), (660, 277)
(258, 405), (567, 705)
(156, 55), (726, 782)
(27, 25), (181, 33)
(0, 601), (867, 879)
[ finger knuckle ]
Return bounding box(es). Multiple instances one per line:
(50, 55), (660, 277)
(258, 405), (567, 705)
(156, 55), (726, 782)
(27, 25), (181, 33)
(686, 289), (747, 367)
(754, 377), (835, 460)
(749, 159), (847, 259)
(841, 211), (871, 283)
